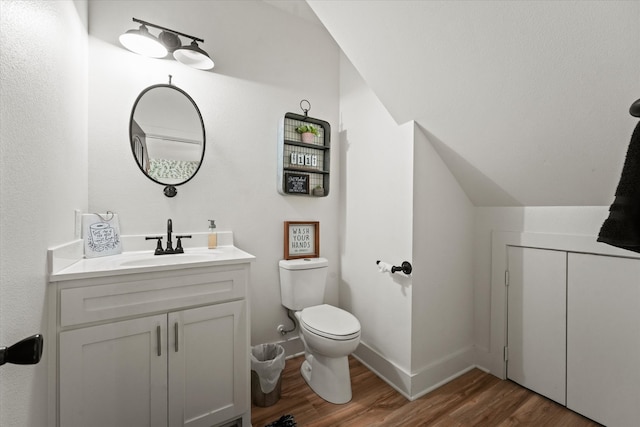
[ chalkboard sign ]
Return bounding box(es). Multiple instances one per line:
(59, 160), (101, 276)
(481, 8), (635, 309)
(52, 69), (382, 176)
(285, 173), (309, 194)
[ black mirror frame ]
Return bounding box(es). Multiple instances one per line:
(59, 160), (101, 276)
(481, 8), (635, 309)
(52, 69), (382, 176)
(129, 83), (206, 197)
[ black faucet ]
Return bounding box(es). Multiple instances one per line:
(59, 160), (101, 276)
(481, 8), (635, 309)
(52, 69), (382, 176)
(166, 219), (173, 252)
(145, 219), (191, 255)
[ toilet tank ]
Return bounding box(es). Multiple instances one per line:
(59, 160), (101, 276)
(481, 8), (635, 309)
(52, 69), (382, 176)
(279, 258), (328, 310)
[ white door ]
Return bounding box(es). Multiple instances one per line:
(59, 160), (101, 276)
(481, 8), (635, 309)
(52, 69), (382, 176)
(168, 300), (248, 427)
(507, 246), (567, 405)
(567, 253), (640, 426)
(59, 315), (168, 427)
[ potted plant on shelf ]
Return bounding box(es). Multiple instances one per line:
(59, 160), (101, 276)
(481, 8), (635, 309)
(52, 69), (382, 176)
(312, 185), (325, 196)
(296, 124), (319, 144)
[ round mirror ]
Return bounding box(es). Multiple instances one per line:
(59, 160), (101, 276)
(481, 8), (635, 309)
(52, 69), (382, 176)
(129, 84), (205, 196)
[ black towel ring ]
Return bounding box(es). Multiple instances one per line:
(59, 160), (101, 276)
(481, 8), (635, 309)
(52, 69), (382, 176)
(630, 98), (640, 118)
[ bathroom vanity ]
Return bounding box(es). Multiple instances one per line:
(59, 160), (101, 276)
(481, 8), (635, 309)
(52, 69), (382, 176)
(48, 243), (254, 427)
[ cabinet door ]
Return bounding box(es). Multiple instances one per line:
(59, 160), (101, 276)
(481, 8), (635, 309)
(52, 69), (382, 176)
(507, 246), (567, 405)
(59, 315), (168, 427)
(168, 300), (248, 427)
(567, 253), (640, 426)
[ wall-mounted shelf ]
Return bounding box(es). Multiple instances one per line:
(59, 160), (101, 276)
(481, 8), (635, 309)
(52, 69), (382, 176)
(277, 112), (331, 197)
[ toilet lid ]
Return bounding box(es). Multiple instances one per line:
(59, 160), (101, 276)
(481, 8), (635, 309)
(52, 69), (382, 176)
(300, 304), (361, 340)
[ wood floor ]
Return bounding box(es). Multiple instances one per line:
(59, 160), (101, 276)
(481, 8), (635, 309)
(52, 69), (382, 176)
(251, 356), (600, 427)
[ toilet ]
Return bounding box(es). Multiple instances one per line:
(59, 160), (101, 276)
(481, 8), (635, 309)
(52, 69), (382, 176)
(279, 257), (361, 404)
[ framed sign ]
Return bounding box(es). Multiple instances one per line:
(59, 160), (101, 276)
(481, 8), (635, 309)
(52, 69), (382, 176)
(284, 221), (319, 259)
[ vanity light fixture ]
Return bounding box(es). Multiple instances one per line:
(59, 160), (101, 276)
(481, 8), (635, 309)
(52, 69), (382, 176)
(120, 18), (214, 70)
(173, 41), (215, 70)
(119, 23), (167, 58)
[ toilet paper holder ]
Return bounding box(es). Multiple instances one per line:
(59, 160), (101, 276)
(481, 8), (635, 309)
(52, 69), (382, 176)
(376, 260), (413, 275)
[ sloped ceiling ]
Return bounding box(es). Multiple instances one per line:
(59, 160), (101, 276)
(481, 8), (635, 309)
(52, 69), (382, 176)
(306, 0), (640, 206)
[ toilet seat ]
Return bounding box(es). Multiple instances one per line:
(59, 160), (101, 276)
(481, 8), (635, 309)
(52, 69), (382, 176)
(300, 304), (361, 341)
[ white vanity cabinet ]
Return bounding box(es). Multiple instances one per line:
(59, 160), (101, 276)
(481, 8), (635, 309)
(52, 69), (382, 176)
(59, 314), (169, 426)
(49, 255), (253, 427)
(167, 301), (247, 427)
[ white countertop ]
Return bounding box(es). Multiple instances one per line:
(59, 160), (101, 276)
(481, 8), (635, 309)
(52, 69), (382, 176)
(50, 245), (255, 282)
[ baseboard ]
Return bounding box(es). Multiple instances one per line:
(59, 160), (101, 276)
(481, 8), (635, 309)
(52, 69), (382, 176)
(472, 346), (496, 377)
(410, 345), (476, 399)
(353, 342), (480, 401)
(352, 343), (413, 399)
(269, 337), (485, 401)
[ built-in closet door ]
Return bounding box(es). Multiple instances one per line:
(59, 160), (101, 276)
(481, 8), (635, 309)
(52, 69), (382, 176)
(567, 253), (640, 426)
(506, 246), (567, 405)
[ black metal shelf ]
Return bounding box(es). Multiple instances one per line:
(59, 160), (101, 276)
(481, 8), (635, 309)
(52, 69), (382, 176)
(283, 139), (329, 150)
(284, 167), (329, 175)
(278, 112), (331, 197)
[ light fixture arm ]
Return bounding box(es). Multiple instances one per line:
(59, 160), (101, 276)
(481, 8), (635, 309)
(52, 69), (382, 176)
(131, 17), (204, 43)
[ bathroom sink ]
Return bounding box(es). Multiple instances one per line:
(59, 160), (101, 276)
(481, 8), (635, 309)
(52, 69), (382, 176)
(97, 248), (224, 269)
(117, 253), (217, 268)
(50, 246), (254, 281)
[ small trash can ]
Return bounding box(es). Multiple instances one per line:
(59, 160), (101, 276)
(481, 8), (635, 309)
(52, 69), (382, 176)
(250, 343), (285, 407)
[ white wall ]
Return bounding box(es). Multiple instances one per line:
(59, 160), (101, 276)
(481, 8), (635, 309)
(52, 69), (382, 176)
(86, 0), (341, 349)
(338, 53), (414, 371)
(411, 126), (475, 393)
(339, 53), (476, 398)
(0, 1), (88, 426)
